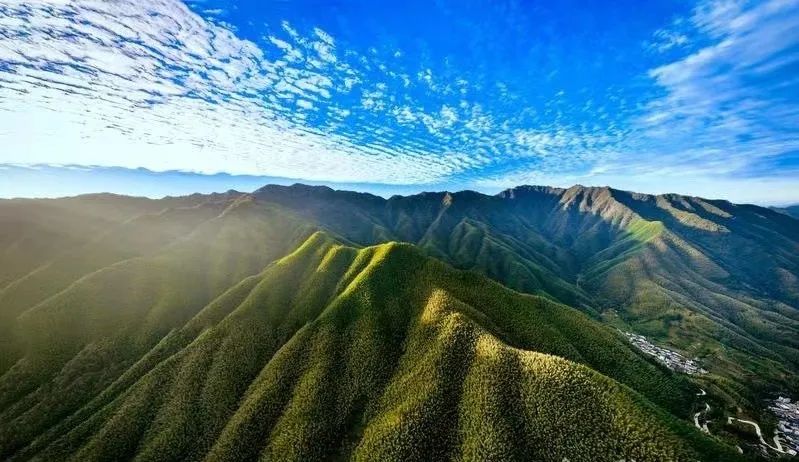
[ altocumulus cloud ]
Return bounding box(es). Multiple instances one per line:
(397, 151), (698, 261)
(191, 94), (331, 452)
(0, 0), (452, 183)
(476, 0), (799, 203)
(0, 0), (619, 185)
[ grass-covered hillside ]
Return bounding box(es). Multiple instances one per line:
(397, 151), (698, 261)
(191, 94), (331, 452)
(0, 222), (746, 461)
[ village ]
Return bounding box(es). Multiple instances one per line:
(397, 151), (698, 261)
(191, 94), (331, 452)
(622, 332), (799, 457)
(623, 332), (799, 456)
(770, 397), (799, 456)
(623, 331), (708, 375)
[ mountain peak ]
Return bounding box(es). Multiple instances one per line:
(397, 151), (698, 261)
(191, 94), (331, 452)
(442, 192), (453, 206)
(496, 185), (564, 199)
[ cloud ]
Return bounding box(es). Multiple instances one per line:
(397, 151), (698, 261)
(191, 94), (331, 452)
(473, 0), (799, 197)
(1, 0), (617, 186)
(631, 0), (799, 178)
(2, 0), (796, 202)
(646, 28), (690, 53)
(296, 99), (314, 110)
(0, 0), (474, 184)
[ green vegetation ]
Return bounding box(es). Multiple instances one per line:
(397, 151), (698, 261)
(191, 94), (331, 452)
(1, 183), (796, 461)
(0, 228), (745, 461)
(252, 184), (799, 402)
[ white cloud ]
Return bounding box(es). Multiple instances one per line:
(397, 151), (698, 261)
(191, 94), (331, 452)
(391, 106), (418, 125)
(269, 36), (303, 62)
(2, 0), (609, 187)
(0, 0), (484, 184)
(647, 28), (689, 53)
(313, 27), (334, 46)
(630, 0), (799, 178)
(281, 20), (300, 40)
(417, 68), (434, 88)
(440, 105), (458, 126)
(5, 0), (793, 201)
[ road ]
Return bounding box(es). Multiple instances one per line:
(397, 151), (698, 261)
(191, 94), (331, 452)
(694, 402), (711, 433)
(692, 389), (786, 454)
(727, 417), (785, 453)
(693, 389), (710, 433)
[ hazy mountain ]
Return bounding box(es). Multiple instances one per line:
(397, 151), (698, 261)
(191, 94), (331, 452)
(771, 205), (799, 219)
(1, 184), (795, 460)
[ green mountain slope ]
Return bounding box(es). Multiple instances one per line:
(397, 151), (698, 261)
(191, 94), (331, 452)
(0, 196), (315, 429)
(0, 194), (245, 372)
(254, 185), (591, 308)
(1, 184), (795, 460)
(0, 192), (242, 296)
(0, 229), (744, 461)
(250, 184), (799, 404)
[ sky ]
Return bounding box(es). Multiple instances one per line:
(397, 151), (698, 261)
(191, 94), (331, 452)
(1, 0), (798, 204)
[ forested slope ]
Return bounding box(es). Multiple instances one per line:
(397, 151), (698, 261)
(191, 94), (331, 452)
(1, 184), (795, 460)
(250, 184), (799, 403)
(771, 205), (799, 219)
(0, 225), (744, 461)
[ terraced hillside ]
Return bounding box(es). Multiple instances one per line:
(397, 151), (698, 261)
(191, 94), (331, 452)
(0, 184), (795, 460)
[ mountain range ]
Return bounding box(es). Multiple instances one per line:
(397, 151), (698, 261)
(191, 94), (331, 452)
(771, 205), (799, 220)
(1, 183), (797, 461)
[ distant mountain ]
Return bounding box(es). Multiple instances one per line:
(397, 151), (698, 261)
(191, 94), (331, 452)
(771, 204), (799, 219)
(1, 184), (795, 460)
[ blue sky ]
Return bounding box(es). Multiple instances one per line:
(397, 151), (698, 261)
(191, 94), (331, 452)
(1, 0), (798, 204)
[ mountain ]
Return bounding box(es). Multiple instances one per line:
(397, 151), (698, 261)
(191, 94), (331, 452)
(771, 204), (799, 219)
(250, 184), (799, 405)
(1, 184), (795, 460)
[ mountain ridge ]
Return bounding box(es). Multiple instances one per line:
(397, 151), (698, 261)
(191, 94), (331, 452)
(771, 204), (799, 220)
(0, 183), (796, 460)
(246, 183), (799, 401)
(0, 227), (745, 461)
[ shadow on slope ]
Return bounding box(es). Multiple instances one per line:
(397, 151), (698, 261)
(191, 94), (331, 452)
(1, 231), (745, 461)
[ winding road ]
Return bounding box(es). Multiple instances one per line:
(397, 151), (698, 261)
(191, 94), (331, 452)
(694, 403), (711, 433)
(694, 388), (788, 456)
(727, 417), (785, 453)
(694, 389), (711, 434)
